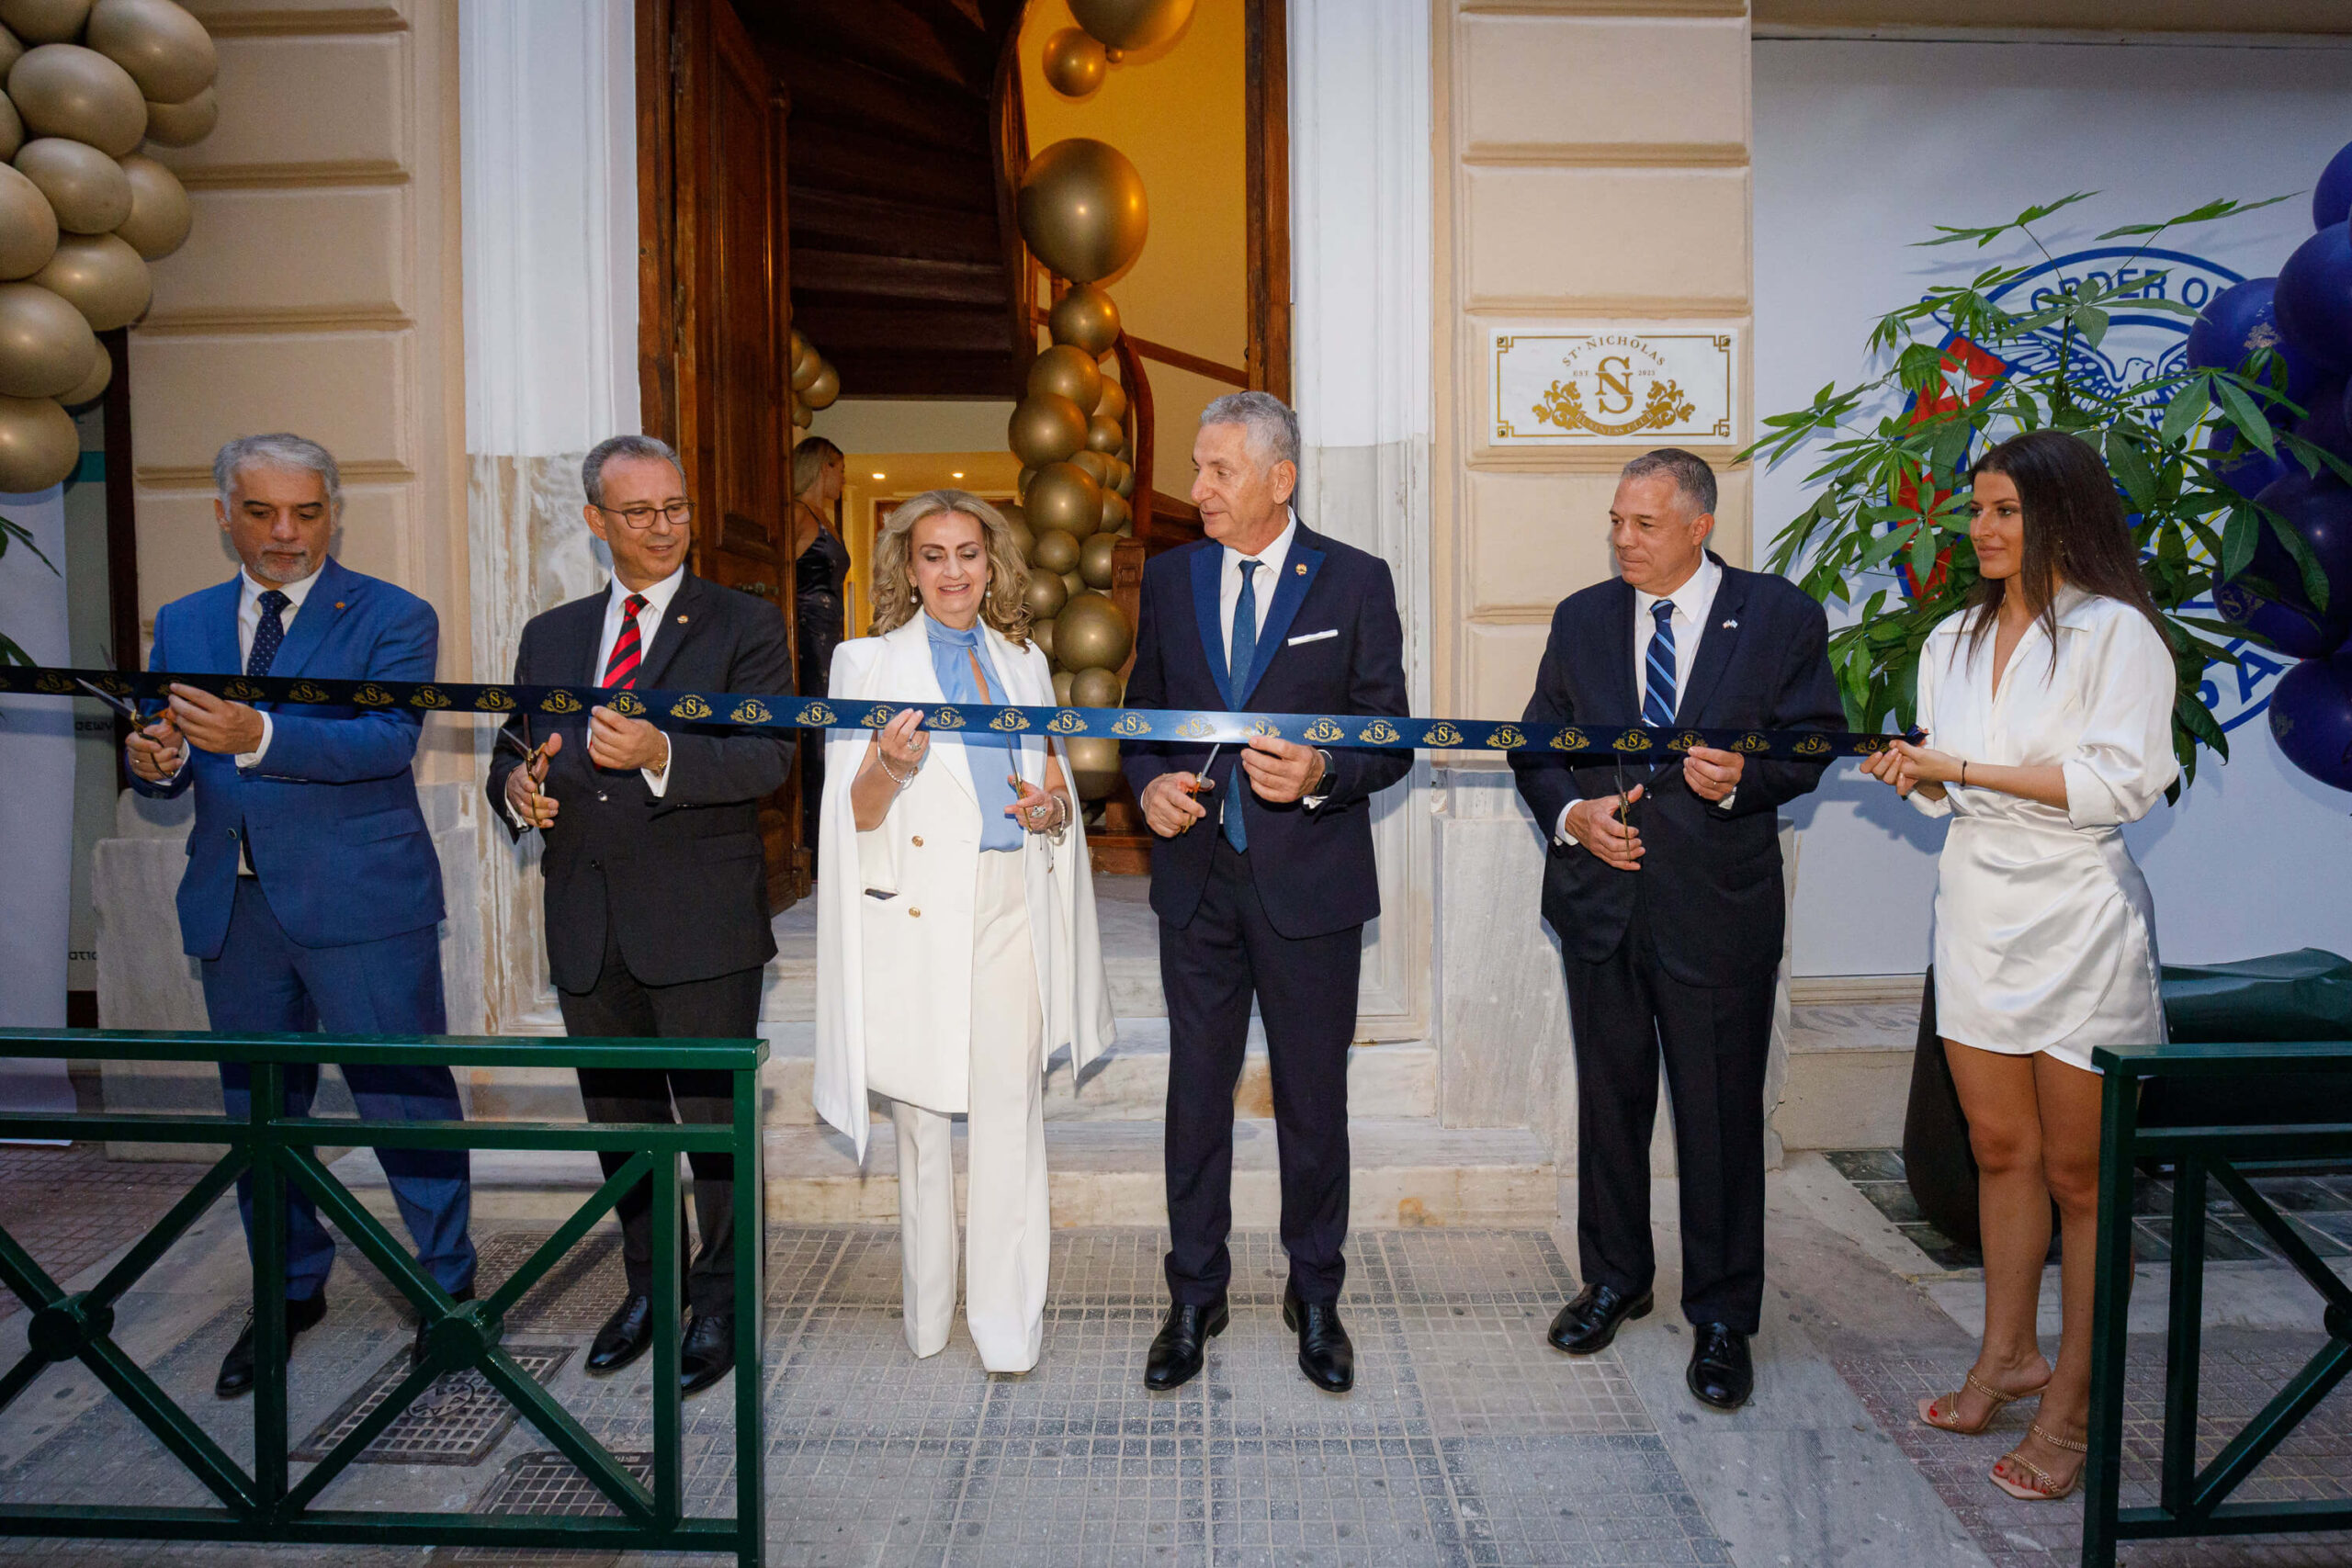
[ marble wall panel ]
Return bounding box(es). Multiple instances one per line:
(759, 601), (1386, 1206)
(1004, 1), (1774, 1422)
(1461, 15), (1749, 161)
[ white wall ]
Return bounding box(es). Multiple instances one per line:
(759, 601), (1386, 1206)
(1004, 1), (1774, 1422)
(1756, 36), (2352, 976)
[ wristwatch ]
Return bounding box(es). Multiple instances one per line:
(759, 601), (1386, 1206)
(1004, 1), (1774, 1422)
(1313, 749), (1334, 795)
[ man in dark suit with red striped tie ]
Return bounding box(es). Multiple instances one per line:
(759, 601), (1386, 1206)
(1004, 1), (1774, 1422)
(487, 434), (792, 1397)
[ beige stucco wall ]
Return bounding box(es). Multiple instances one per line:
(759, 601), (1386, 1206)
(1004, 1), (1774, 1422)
(1434, 1), (1753, 728)
(130, 0), (470, 786)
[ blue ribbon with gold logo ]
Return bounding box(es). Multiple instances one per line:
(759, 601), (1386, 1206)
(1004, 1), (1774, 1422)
(1, 665), (1913, 761)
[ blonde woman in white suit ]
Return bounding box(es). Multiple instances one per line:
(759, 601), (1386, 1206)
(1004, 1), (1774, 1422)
(814, 489), (1115, 1374)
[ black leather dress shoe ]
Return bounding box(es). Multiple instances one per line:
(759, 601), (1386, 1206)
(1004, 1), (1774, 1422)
(1282, 1285), (1354, 1393)
(413, 1283), (477, 1369)
(216, 1289), (328, 1398)
(1687, 1322), (1754, 1411)
(1546, 1282), (1652, 1355)
(586, 1293), (658, 1375)
(680, 1311), (734, 1395)
(1144, 1299), (1227, 1392)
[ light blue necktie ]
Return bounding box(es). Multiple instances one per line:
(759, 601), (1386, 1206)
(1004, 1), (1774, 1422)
(1642, 599), (1678, 728)
(1224, 559), (1259, 851)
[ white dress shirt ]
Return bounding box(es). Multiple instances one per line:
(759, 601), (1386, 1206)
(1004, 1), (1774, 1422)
(590, 568), (681, 795)
(1214, 508), (1329, 807)
(1556, 554), (1731, 843)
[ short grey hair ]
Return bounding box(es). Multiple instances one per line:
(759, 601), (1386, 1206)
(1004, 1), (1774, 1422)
(213, 433), (343, 515)
(1200, 390), (1300, 471)
(1620, 447), (1717, 518)
(582, 434), (683, 507)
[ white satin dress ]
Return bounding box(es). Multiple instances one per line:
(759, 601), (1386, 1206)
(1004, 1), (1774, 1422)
(1909, 590), (2179, 1074)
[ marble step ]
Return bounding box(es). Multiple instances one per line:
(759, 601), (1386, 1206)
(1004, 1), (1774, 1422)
(462, 1020), (1439, 1129)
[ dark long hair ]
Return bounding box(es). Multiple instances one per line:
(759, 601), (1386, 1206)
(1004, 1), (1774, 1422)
(1962, 429), (2168, 667)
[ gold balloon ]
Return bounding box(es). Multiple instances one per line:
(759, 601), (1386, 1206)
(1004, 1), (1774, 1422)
(1017, 138), (1147, 285)
(0, 25), (21, 77)
(113, 152), (187, 257)
(15, 136), (128, 232)
(1033, 614), (1056, 662)
(1069, 665), (1121, 709)
(999, 499), (1027, 528)
(1027, 342), (1101, 412)
(788, 328), (815, 388)
(0, 389), (75, 488)
(0, 278), (94, 397)
(0, 160), (57, 278)
(1062, 736), (1122, 801)
(1054, 592), (1133, 672)
(1052, 667), (1075, 707)
(1023, 568), (1068, 622)
(34, 231), (146, 329)
(1099, 488), (1131, 535)
(0, 93), (19, 162)
(1070, 0), (1194, 53)
(85, 0), (214, 105)
(1024, 460), (1101, 539)
(138, 83), (209, 145)
(1080, 531), (1119, 589)
(1062, 570), (1086, 601)
(1041, 26), (1105, 99)
(1008, 392), (1087, 469)
(8, 45), (147, 157)
(1049, 284), (1120, 357)
(1031, 526), (1079, 575)
(789, 394), (810, 429)
(802, 360), (839, 410)
(1006, 516), (1035, 560)
(1087, 412), (1124, 455)
(1016, 466), (1035, 498)
(1093, 374), (1127, 423)
(1072, 449), (1113, 488)
(0, 0), (89, 45)
(59, 333), (105, 402)
(1100, 456), (1132, 496)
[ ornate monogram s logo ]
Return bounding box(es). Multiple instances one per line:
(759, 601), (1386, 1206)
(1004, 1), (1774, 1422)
(729, 698), (769, 723)
(1112, 712), (1153, 737)
(474, 688), (514, 711)
(540, 690), (582, 715)
(1853, 736), (1889, 755)
(1246, 718), (1281, 739)
(1174, 716), (1216, 739)
(1613, 729), (1651, 752)
(409, 685), (452, 709)
(289, 681), (332, 705)
(1486, 725), (1525, 750)
(224, 679), (267, 702)
(862, 705), (894, 728)
(1304, 717), (1344, 745)
(798, 700), (835, 727)
(931, 705), (966, 729)
(1669, 729), (1703, 752)
(93, 674), (130, 695)
(354, 683), (395, 706)
(1424, 722), (1462, 747)
(34, 672), (73, 694)
(1794, 734), (1830, 757)
(1048, 710), (1087, 734)
(1550, 727), (1589, 752)
(989, 709), (1030, 732)
(605, 691), (644, 716)
(1733, 732), (1770, 753)
(671, 694), (712, 719)
(1359, 719), (1400, 745)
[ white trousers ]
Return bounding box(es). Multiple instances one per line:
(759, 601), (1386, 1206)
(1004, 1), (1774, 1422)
(888, 848), (1049, 1372)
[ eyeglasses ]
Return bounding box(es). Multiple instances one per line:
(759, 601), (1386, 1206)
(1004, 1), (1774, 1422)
(595, 500), (695, 530)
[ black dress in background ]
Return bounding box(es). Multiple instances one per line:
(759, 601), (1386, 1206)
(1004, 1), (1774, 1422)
(794, 519), (852, 852)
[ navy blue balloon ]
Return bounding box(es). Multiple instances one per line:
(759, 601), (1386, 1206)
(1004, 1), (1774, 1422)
(2186, 276), (2324, 408)
(2275, 223), (2352, 376)
(2317, 140), (2352, 231)
(2215, 471), (2352, 659)
(2268, 649), (2352, 792)
(2208, 424), (2290, 501)
(2294, 378), (2352, 459)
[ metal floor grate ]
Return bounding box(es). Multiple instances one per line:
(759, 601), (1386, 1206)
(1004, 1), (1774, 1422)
(427, 1449), (655, 1568)
(292, 1344), (572, 1466)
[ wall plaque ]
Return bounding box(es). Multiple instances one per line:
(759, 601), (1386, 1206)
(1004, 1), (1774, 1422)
(1489, 323), (1739, 446)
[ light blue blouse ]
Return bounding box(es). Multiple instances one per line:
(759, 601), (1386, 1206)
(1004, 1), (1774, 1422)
(923, 614), (1023, 852)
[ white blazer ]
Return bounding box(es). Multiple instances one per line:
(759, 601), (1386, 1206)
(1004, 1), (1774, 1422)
(813, 614), (1115, 1159)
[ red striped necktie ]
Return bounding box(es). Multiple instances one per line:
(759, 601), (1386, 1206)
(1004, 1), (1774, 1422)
(603, 593), (648, 688)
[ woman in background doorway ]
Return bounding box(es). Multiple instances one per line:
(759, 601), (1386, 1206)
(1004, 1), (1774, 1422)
(791, 437), (851, 852)
(1861, 429), (2177, 1504)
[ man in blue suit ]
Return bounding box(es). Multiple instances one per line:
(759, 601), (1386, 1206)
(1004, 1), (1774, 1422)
(126, 433), (474, 1399)
(1122, 391), (1410, 1394)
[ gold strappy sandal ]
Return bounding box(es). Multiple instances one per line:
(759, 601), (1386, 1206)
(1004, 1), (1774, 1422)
(1917, 1370), (2050, 1435)
(1990, 1422), (2088, 1501)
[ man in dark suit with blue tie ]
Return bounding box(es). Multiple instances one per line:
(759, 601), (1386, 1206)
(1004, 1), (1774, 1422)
(125, 433), (472, 1399)
(1510, 449), (1842, 1412)
(1122, 391), (1410, 1393)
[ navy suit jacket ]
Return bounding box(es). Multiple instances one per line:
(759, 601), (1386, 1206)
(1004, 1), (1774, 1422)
(131, 557), (446, 960)
(1509, 554), (1842, 988)
(1121, 521), (1410, 939)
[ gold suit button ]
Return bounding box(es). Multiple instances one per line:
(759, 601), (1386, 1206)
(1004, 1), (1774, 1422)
(910, 907), (922, 918)
(911, 835), (923, 847)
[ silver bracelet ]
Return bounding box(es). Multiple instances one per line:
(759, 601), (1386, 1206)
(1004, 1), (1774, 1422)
(878, 751), (918, 787)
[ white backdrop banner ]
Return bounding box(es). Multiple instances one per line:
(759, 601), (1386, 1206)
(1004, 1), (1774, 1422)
(0, 483), (78, 1133)
(1756, 37), (2352, 976)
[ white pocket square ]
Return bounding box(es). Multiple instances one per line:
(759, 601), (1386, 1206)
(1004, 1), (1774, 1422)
(1286, 628), (1339, 647)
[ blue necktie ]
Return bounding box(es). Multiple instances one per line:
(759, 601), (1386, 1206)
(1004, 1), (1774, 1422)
(1224, 559), (1259, 851)
(1642, 599), (1677, 728)
(248, 590), (289, 677)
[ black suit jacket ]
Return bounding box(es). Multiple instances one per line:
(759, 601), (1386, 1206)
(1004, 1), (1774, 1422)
(486, 570), (795, 992)
(1509, 554), (1843, 988)
(1121, 521), (1410, 939)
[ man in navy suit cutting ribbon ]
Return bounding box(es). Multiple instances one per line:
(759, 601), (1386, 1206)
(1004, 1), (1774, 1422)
(1122, 392), (1410, 1394)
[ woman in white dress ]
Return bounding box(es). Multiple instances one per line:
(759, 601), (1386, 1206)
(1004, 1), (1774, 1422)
(813, 490), (1115, 1374)
(1861, 429), (2178, 1502)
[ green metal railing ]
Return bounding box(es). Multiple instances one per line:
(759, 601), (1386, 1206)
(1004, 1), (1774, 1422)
(2084, 1039), (2352, 1568)
(0, 1027), (767, 1565)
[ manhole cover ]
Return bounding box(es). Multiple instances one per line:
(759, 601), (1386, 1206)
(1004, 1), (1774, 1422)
(471, 1231), (632, 1332)
(428, 1449), (655, 1568)
(293, 1343), (571, 1465)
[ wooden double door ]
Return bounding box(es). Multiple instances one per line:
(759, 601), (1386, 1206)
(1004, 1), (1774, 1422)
(637, 0), (808, 909)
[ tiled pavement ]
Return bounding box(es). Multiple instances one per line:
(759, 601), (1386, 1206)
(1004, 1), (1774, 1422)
(1, 1144), (2346, 1565)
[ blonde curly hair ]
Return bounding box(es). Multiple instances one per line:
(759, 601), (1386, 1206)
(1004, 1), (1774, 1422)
(868, 489), (1033, 646)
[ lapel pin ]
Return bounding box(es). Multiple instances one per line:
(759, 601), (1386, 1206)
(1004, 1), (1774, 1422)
(1295, 562), (1306, 576)
(334, 602), (345, 611)
(677, 614), (690, 624)
(1722, 618), (1738, 629)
